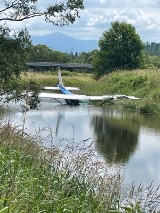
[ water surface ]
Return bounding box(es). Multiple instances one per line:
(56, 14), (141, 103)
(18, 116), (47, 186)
(1, 100), (160, 188)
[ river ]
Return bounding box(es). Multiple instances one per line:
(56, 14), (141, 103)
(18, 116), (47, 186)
(1, 99), (160, 189)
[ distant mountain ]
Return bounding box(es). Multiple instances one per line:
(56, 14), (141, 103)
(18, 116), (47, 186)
(31, 32), (98, 53)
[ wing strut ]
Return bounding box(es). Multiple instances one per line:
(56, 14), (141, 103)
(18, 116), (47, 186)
(55, 98), (63, 105)
(100, 99), (113, 106)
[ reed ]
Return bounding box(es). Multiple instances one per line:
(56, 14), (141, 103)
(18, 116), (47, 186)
(0, 122), (160, 212)
(0, 122), (121, 212)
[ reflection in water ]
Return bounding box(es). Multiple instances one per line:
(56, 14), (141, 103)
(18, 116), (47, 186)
(1, 101), (160, 187)
(55, 114), (63, 137)
(92, 111), (140, 164)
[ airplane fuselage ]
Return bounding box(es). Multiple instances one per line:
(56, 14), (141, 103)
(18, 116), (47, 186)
(58, 84), (80, 106)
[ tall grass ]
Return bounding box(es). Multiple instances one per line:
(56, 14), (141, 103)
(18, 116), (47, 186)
(0, 122), (121, 212)
(0, 122), (160, 212)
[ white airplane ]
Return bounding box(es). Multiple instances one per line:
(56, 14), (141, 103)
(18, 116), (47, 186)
(38, 68), (139, 106)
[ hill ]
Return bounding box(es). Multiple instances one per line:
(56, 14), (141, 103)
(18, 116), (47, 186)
(31, 32), (98, 53)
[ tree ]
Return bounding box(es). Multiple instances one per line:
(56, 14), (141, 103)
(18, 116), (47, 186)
(0, 26), (40, 109)
(93, 21), (144, 78)
(0, 0), (84, 108)
(0, 26), (31, 83)
(0, 0), (84, 81)
(142, 52), (160, 68)
(144, 42), (160, 56)
(73, 49), (98, 64)
(0, 0), (84, 26)
(28, 45), (67, 63)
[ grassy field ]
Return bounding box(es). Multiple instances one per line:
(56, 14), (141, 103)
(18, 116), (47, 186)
(22, 68), (160, 114)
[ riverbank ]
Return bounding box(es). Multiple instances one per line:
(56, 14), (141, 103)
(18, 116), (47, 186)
(0, 122), (119, 212)
(23, 68), (160, 114)
(1, 122), (160, 212)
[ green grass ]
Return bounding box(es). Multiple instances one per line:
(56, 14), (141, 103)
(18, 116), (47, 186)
(0, 121), (159, 212)
(0, 122), (122, 212)
(23, 68), (160, 114)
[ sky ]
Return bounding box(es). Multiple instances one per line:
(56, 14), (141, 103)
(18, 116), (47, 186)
(5, 0), (160, 42)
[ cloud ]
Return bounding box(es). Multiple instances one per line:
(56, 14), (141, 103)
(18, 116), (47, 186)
(80, 4), (160, 41)
(1, 0), (160, 42)
(98, 0), (160, 8)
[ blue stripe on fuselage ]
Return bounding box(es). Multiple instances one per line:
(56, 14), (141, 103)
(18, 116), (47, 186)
(58, 84), (73, 95)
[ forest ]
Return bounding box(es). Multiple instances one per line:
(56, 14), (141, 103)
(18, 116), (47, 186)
(145, 42), (160, 56)
(28, 41), (160, 73)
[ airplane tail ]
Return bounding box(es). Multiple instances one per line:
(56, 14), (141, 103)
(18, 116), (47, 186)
(57, 68), (73, 95)
(58, 67), (64, 86)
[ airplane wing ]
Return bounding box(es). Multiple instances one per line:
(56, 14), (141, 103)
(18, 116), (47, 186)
(107, 94), (140, 100)
(38, 92), (139, 101)
(120, 95), (139, 100)
(39, 92), (88, 100)
(44, 86), (80, 91)
(87, 94), (139, 101)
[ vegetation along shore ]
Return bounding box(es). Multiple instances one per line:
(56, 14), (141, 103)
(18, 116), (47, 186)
(0, 122), (160, 212)
(22, 68), (160, 114)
